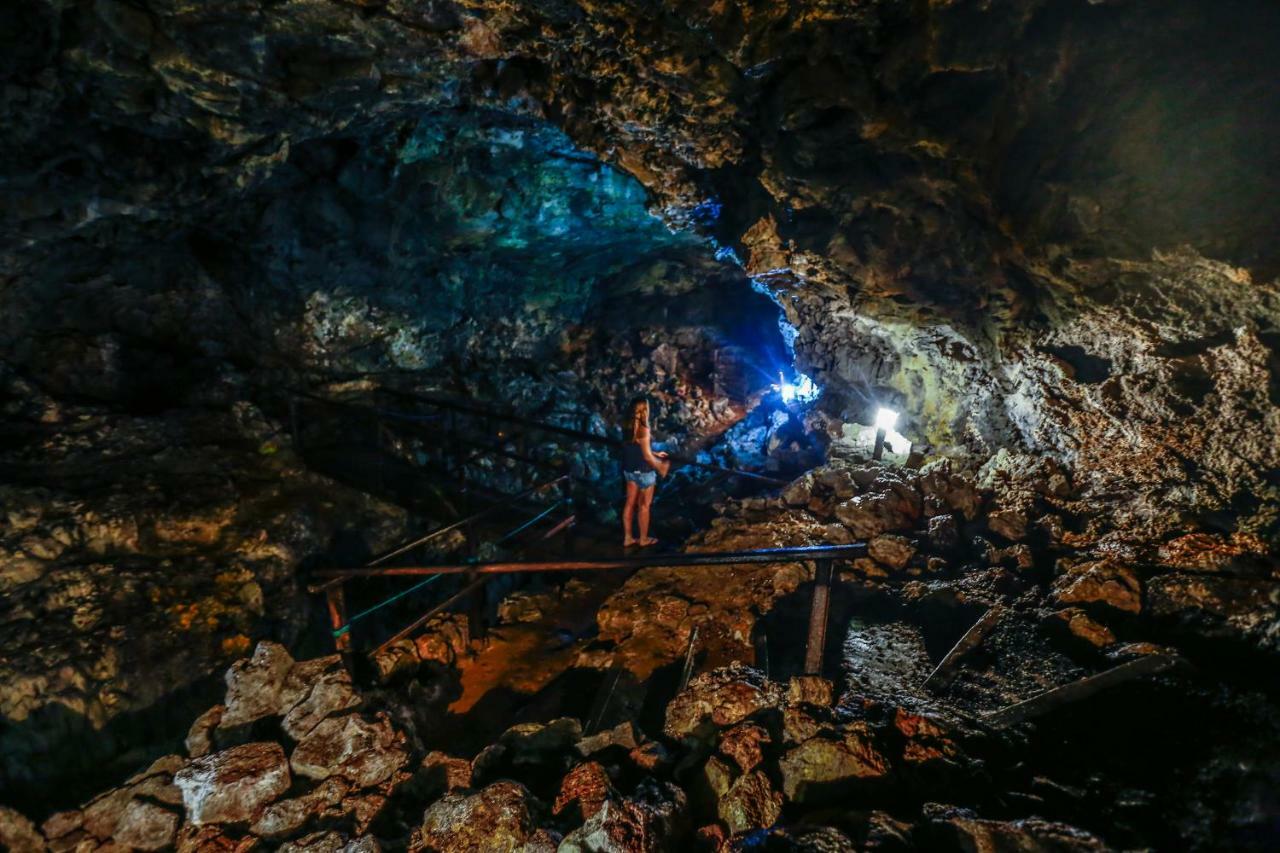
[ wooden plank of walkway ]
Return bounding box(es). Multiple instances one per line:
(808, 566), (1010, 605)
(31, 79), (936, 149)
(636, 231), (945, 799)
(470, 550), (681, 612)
(313, 543), (869, 580)
(924, 604), (1005, 692)
(984, 653), (1183, 729)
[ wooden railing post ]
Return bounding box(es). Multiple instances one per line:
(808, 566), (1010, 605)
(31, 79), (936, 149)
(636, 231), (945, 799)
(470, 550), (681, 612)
(803, 559), (833, 676)
(326, 584), (355, 675)
(464, 520), (486, 641)
(289, 396), (301, 451)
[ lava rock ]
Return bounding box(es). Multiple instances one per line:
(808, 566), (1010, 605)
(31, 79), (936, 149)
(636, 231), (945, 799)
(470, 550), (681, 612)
(926, 810), (1107, 851)
(927, 513), (959, 550)
(0, 806), (46, 853)
(281, 662), (362, 741)
(558, 780), (688, 853)
(718, 722), (771, 774)
(778, 727), (891, 803)
(1052, 560), (1142, 613)
(217, 641), (296, 736)
(174, 741), (292, 825)
(111, 799), (179, 851)
(868, 534), (917, 570)
(717, 770), (783, 834)
(664, 665), (784, 741)
(554, 761), (615, 822)
(186, 704), (225, 758)
(1049, 608), (1117, 648)
(290, 713), (409, 789)
(420, 781), (541, 853)
(786, 675), (834, 708)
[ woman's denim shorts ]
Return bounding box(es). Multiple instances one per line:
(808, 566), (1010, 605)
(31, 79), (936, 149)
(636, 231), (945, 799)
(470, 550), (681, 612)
(623, 469), (657, 488)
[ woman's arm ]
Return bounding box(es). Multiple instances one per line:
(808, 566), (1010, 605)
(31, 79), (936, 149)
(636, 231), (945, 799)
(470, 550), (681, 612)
(640, 428), (671, 477)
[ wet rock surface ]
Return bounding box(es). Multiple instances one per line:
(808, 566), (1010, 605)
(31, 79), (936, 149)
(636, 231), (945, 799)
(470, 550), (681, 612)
(3, 0), (1280, 848)
(0, 399), (409, 810)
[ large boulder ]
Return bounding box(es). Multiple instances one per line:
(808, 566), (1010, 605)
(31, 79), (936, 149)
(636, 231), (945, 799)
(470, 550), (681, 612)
(664, 665), (784, 741)
(112, 799), (180, 851)
(217, 641), (296, 736)
(834, 491), (918, 539)
(717, 770), (782, 834)
(280, 660), (362, 741)
(0, 806), (46, 853)
(868, 534), (917, 570)
(174, 742), (292, 825)
(558, 780), (688, 853)
(420, 781), (541, 853)
(778, 726), (891, 803)
(290, 713), (409, 789)
(1052, 560), (1142, 613)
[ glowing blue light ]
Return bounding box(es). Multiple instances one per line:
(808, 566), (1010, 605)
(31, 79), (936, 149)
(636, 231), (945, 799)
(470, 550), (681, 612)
(691, 198), (723, 225)
(715, 245), (741, 264)
(776, 371), (820, 405)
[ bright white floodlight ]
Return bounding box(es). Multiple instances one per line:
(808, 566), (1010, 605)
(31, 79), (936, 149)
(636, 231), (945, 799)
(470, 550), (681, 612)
(874, 407), (899, 431)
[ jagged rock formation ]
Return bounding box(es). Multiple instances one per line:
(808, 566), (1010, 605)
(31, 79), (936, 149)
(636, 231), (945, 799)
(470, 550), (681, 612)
(5, 0), (1278, 534)
(0, 390), (411, 810)
(4, 0), (1280, 845)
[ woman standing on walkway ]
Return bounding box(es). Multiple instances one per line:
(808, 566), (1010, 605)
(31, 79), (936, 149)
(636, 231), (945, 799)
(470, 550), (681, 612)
(621, 397), (670, 547)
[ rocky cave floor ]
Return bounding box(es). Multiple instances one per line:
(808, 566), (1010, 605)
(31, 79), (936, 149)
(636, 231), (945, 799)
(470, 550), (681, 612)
(5, 0), (1280, 848)
(2, 439), (1277, 852)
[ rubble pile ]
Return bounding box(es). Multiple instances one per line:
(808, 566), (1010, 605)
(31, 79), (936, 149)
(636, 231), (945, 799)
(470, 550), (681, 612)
(595, 449), (1278, 684)
(5, 444), (1278, 849)
(0, 392), (410, 809)
(0, 641), (1108, 852)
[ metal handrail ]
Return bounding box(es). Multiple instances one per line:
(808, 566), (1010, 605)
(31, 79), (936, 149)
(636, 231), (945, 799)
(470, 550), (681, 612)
(367, 475), (568, 568)
(308, 474), (569, 594)
(301, 388), (790, 486)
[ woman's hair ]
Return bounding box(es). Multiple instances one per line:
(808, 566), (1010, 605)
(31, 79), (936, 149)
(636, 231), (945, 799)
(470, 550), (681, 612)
(627, 397), (649, 442)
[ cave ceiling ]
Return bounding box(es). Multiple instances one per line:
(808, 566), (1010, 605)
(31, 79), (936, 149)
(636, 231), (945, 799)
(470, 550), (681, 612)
(3, 0), (1278, 474)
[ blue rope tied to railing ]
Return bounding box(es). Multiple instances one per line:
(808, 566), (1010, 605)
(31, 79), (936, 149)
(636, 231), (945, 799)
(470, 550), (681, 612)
(494, 501), (563, 546)
(331, 573), (444, 638)
(330, 500), (566, 638)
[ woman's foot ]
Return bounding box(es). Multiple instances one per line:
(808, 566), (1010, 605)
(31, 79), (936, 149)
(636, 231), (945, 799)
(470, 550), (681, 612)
(623, 538), (637, 548)
(639, 537), (659, 547)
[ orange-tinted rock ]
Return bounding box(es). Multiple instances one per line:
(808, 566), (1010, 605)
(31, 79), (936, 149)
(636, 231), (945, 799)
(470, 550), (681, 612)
(1050, 608), (1117, 648)
(558, 780), (687, 853)
(218, 641), (295, 734)
(868, 534), (916, 570)
(290, 713), (409, 789)
(717, 770), (782, 834)
(778, 725), (891, 803)
(174, 741), (292, 825)
(421, 781), (540, 853)
(894, 709), (962, 765)
(664, 665), (784, 740)
(1052, 560), (1142, 613)
(0, 806), (46, 853)
(718, 723), (771, 773)
(111, 800), (178, 852)
(419, 751), (473, 796)
(786, 675), (834, 708)
(554, 762), (614, 821)
(1156, 532), (1272, 573)
(628, 742), (673, 774)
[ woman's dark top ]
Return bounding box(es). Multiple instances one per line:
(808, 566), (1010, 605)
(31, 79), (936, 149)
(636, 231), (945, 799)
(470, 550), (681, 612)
(621, 440), (647, 472)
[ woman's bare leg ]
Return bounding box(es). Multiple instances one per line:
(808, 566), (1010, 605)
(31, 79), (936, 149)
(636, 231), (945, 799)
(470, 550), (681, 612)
(638, 485), (657, 545)
(623, 481), (639, 545)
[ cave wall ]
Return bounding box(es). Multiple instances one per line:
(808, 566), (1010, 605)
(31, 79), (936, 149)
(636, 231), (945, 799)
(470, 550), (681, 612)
(3, 0), (1280, 805)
